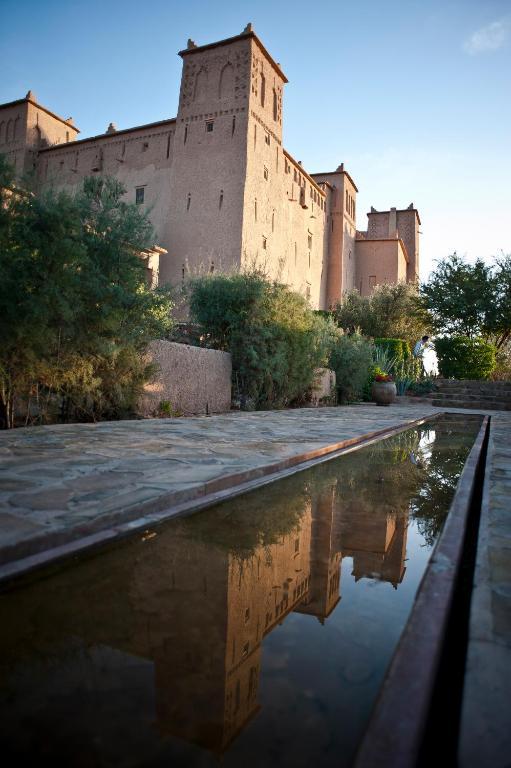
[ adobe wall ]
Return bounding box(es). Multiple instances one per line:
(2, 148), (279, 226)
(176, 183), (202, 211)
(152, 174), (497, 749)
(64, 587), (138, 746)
(0, 102), (28, 175)
(139, 340), (232, 416)
(355, 238), (407, 296)
(38, 120), (176, 280)
(312, 169), (357, 306)
(166, 36), (253, 288)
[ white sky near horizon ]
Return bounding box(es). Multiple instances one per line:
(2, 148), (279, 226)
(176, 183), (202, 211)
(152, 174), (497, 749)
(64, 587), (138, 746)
(1, 0), (510, 281)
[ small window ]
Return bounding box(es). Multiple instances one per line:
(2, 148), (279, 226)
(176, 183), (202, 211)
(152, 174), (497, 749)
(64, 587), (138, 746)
(265, 132), (270, 146)
(294, 538), (300, 553)
(245, 608), (250, 624)
(308, 234), (312, 250)
(135, 187), (145, 205)
(254, 199), (257, 221)
(205, 120), (214, 133)
(262, 236), (267, 250)
(232, 115), (236, 136)
(184, 125), (188, 144)
(219, 189), (224, 209)
(263, 165), (269, 180)
(187, 193), (191, 211)
(142, 142), (149, 151)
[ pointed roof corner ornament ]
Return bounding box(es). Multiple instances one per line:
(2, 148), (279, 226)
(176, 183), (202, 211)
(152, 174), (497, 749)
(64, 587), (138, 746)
(187, 38), (197, 49)
(243, 23), (253, 33)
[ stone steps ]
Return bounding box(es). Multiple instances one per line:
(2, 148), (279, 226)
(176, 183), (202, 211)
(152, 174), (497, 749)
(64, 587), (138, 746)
(431, 399), (511, 411)
(431, 379), (511, 411)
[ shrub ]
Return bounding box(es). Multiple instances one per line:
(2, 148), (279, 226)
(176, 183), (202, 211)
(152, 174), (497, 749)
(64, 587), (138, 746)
(334, 283), (431, 346)
(188, 271), (338, 409)
(434, 336), (497, 380)
(375, 338), (411, 364)
(0, 158), (173, 428)
(328, 332), (374, 403)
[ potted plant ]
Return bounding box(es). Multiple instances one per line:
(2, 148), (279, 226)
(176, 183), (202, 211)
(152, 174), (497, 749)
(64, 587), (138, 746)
(371, 371), (397, 406)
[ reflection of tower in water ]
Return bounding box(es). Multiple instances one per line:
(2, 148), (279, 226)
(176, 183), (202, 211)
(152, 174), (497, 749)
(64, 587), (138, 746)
(144, 480), (408, 754)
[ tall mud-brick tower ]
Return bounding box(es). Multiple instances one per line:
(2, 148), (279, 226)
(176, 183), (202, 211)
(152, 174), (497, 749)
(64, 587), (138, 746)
(166, 24), (287, 286)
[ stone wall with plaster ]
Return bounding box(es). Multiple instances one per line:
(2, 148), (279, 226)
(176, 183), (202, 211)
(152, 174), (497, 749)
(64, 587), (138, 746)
(139, 340), (232, 416)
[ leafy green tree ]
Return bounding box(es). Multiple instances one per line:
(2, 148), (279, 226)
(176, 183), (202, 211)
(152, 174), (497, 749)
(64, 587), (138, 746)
(419, 252), (511, 348)
(334, 283), (430, 345)
(187, 271), (337, 408)
(0, 156), (173, 428)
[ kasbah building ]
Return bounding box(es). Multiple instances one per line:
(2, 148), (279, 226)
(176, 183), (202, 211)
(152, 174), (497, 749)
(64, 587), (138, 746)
(0, 24), (420, 309)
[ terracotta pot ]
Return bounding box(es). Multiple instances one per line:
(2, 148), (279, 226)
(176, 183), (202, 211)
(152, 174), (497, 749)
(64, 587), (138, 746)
(371, 381), (397, 406)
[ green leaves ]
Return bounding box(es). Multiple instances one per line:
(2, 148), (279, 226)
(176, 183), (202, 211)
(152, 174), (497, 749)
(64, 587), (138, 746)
(188, 271), (337, 408)
(0, 157), (173, 427)
(434, 336), (497, 379)
(419, 252), (511, 348)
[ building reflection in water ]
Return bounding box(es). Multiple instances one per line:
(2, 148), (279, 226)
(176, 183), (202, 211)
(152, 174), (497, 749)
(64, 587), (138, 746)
(131, 440), (413, 754)
(2, 423), (464, 760)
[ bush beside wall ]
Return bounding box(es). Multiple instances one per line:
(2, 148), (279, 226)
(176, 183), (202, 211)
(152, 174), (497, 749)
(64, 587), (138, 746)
(434, 336), (497, 380)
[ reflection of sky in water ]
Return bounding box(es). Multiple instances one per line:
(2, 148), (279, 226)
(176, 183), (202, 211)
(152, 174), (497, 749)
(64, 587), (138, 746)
(0, 416), (481, 768)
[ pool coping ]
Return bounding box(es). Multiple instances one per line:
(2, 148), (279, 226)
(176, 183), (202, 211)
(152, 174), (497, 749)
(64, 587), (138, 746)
(353, 414), (490, 768)
(0, 412), (440, 588)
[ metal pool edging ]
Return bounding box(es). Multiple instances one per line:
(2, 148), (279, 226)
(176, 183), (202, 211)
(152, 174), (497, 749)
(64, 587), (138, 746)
(354, 414), (490, 768)
(0, 412), (440, 588)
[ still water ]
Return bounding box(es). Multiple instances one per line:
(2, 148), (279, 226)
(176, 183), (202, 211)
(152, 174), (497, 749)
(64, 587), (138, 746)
(0, 415), (481, 768)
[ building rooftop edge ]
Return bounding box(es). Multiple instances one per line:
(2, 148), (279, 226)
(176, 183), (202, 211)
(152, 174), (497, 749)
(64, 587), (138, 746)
(38, 117), (177, 152)
(0, 96), (81, 133)
(283, 149), (326, 196)
(179, 31), (289, 83)
(367, 207), (421, 225)
(311, 169), (359, 193)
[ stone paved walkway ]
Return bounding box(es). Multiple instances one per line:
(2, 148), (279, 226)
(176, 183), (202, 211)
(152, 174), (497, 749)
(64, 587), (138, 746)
(459, 411), (511, 768)
(0, 404), (436, 569)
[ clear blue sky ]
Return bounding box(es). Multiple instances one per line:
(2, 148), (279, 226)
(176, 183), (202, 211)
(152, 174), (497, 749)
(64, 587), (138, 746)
(1, 0), (510, 279)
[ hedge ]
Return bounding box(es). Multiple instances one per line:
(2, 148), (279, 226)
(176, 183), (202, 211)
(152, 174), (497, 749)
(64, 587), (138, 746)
(374, 338), (411, 364)
(434, 336), (496, 380)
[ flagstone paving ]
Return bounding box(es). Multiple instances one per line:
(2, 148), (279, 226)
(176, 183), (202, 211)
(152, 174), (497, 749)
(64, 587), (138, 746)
(0, 404), (439, 567)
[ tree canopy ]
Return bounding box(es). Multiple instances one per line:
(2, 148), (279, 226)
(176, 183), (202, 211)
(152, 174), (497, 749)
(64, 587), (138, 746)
(419, 252), (511, 348)
(0, 155), (173, 428)
(333, 282), (430, 345)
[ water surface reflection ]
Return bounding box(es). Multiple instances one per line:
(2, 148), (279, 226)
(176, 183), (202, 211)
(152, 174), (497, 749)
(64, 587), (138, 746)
(0, 415), (481, 767)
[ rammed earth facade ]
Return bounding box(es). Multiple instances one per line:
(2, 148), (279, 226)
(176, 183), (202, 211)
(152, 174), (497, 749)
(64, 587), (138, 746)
(0, 24), (420, 308)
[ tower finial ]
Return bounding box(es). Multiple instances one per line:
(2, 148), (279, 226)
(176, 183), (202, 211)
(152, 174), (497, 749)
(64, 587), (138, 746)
(187, 38), (197, 49)
(243, 22), (253, 33)
(25, 90), (36, 101)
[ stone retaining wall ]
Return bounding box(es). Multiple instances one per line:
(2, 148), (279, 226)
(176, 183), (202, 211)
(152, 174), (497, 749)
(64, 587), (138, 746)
(139, 340), (232, 416)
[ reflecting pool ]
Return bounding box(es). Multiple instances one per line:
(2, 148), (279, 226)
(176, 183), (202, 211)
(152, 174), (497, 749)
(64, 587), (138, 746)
(0, 414), (482, 767)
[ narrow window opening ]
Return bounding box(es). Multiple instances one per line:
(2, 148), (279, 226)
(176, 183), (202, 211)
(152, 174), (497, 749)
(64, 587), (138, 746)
(273, 89), (278, 121)
(182, 264), (185, 281)
(184, 125), (188, 144)
(254, 199), (257, 222)
(294, 242), (297, 265)
(272, 211), (275, 232)
(232, 115), (236, 136)
(263, 165), (269, 181)
(210, 261), (215, 273)
(219, 189), (224, 209)
(166, 133), (171, 157)
(254, 123), (257, 149)
(136, 187), (145, 205)
(142, 142), (149, 151)
(265, 132), (270, 146)
(308, 234), (312, 250)
(260, 73), (266, 107)
(205, 120), (214, 133)
(187, 193), (191, 211)
(262, 235), (267, 250)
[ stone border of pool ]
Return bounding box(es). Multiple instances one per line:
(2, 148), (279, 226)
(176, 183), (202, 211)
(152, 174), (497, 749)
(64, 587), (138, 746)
(354, 414), (490, 768)
(0, 412), (440, 588)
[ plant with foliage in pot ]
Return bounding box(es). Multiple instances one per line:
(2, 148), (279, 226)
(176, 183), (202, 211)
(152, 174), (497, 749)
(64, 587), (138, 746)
(371, 370), (397, 406)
